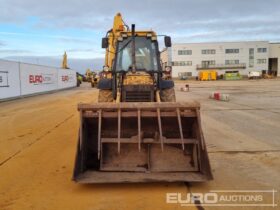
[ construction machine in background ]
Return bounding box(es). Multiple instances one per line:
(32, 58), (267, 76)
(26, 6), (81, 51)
(90, 72), (100, 88)
(61, 52), (69, 69)
(76, 72), (83, 87)
(84, 69), (100, 87)
(85, 69), (93, 82)
(73, 13), (213, 183)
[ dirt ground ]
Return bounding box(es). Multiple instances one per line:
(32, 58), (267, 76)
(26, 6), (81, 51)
(0, 79), (279, 210)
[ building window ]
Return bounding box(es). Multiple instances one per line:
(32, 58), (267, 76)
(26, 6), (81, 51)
(172, 61), (192, 66)
(225, 49), (239, 54)
(257, 48), (267, 53)
(249, 48), (254, 67)
(178, 72), (192, 77)
(201, 60), (215, 66)
(178, 50), (192, 55)
(257, 59), (267, 64)
(202, 49), (216, 54)
(225, 60), (239, 65)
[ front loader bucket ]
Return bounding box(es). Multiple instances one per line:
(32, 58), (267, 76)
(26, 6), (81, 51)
(73, 102), (213, 183)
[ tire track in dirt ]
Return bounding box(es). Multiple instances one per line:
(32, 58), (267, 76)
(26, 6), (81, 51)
(184, 182), (205, 210)
(0, 114), (74, 167)
(208, 150), (280, 154)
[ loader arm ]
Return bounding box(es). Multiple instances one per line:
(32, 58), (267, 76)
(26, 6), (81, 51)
(105, 13), (127, 70)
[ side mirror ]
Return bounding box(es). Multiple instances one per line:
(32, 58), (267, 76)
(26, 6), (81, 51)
(102, 38), (109, 48)
(164, 36), (172, 47)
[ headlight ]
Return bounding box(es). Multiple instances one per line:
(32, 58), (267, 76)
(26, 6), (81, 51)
(146, 33), (152, 37)
(103, 66), (109, 72)
(165, 66), (171, 72)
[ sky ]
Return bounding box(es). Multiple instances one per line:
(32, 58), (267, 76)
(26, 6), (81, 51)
(0, 0), (280, 72)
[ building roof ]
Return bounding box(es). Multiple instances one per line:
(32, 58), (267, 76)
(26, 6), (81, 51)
(173, 40), (269, 45)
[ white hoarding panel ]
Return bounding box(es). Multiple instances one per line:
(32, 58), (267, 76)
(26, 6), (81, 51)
(57, 69), (77, 89)
(20, 63), (58, 96)
(0, 60), (21, 99)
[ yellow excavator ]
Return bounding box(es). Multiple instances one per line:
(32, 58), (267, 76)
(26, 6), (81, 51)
(73, 13), (213, 183)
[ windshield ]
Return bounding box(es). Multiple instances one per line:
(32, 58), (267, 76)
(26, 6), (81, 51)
(115, 37), (159, 71)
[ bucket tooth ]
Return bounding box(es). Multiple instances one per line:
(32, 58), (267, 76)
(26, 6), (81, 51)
(98, 109), (102, 160)
(117, 109), (121, 154)
(176, 108), (185, 150)
(79, 111), (83, 150)
(137, 109), (141, 151)
(156, 108), (164, 152)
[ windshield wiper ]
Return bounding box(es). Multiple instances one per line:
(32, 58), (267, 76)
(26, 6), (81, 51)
(116, 38), (132, 54)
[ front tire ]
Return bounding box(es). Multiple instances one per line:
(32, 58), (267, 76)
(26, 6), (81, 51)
(160, 88), (176, 102)
(98, 90), (114, 102)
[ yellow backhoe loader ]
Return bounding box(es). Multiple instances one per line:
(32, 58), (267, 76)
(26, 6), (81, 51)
(73, 13), (213, 183)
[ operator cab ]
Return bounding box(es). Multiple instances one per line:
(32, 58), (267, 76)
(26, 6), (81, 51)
(102, 32), (171, 73)
(100, 27), (173, 102)
(115, 34), (160, 72)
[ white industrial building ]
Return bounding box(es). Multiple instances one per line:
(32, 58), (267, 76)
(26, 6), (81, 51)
(269, 43), (280, 75)
(161, 41), (280, 78)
